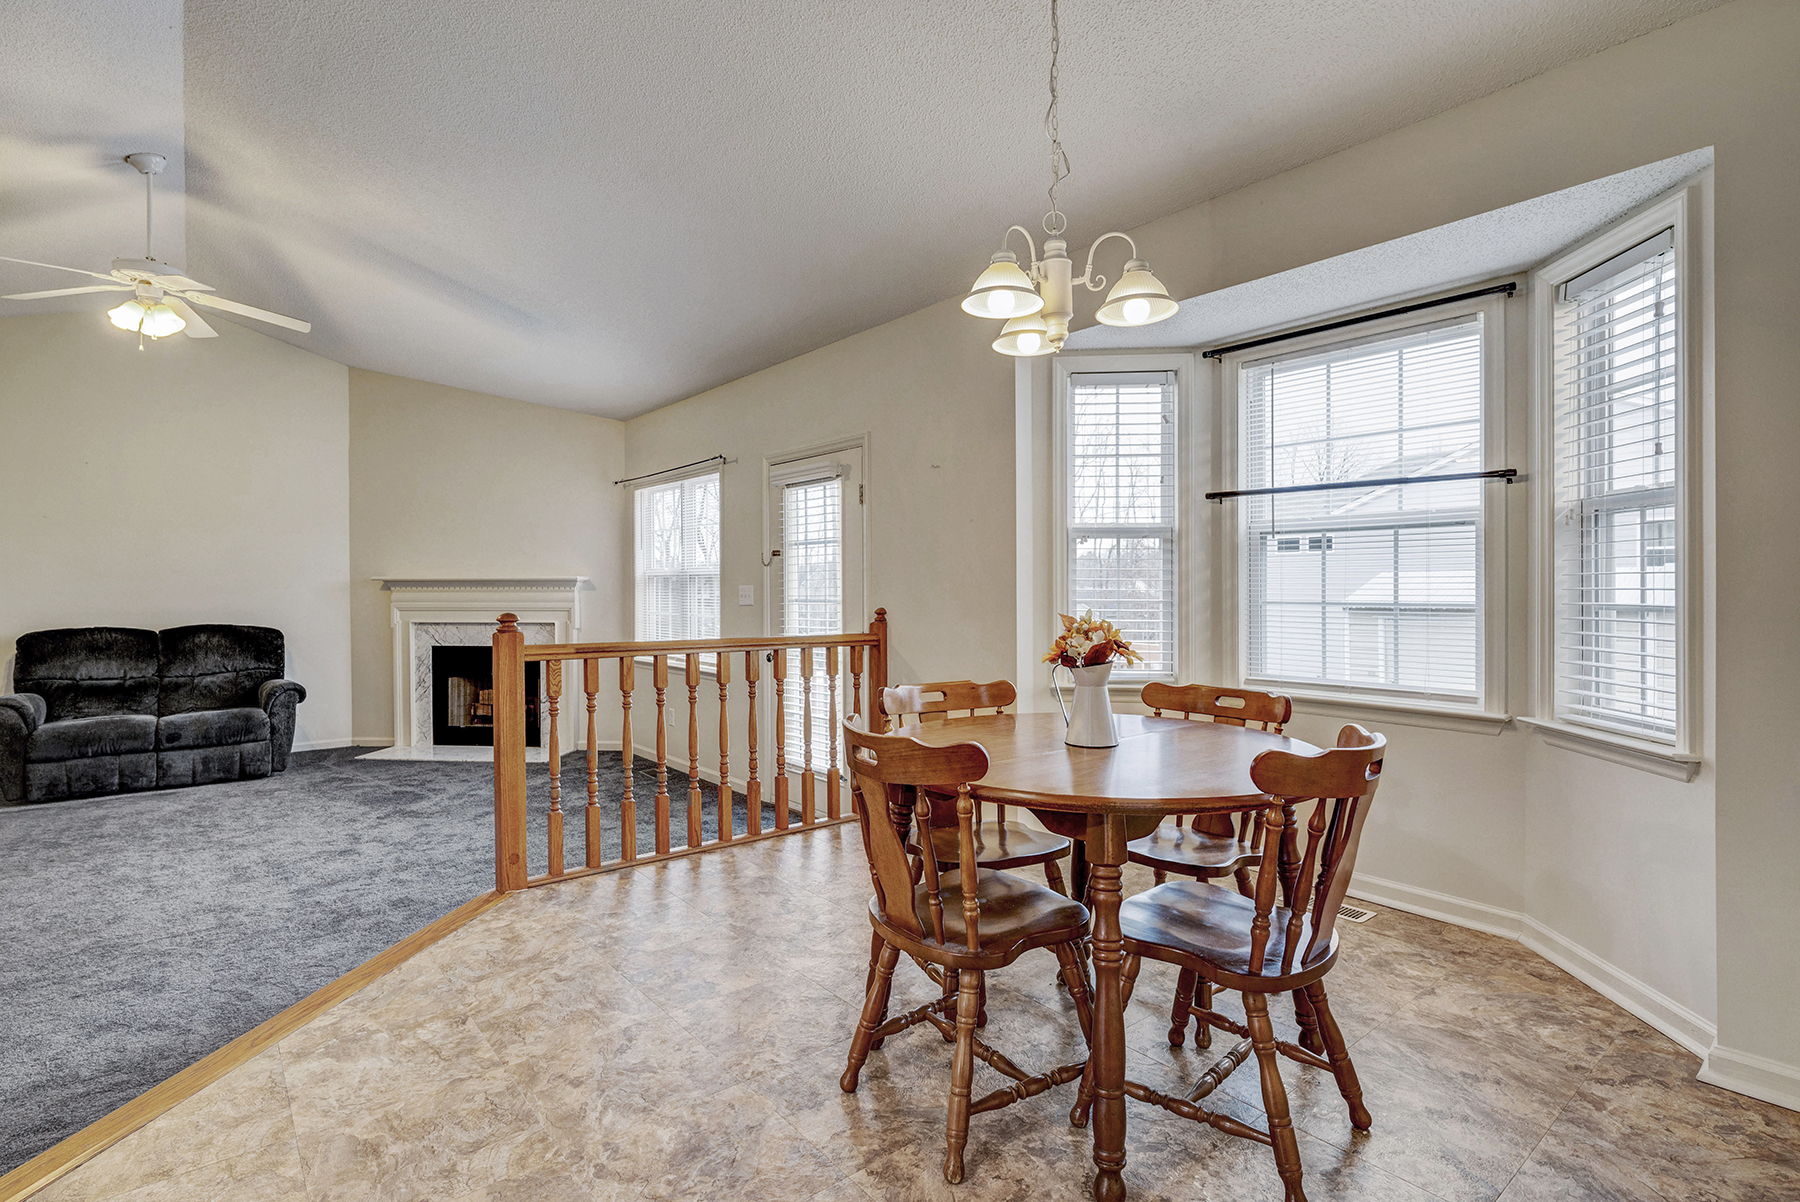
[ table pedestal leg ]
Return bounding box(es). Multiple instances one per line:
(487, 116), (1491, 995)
(1088, 814), (1128, 1201)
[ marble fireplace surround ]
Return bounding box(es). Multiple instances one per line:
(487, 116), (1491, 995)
(365, 577), (588, 762)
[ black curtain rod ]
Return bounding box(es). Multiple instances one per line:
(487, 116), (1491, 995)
(1205, 467), (1517, 503)
(613, 454), (727, 487)
(1200, 282), (1517, 360)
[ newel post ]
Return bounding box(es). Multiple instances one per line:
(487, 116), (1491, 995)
(492, 613), (528, 892)
(869, 608), (890, 731)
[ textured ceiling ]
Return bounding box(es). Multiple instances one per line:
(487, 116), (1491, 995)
(1068, 149), (1716, 352)
(2, 0), (1725, 417)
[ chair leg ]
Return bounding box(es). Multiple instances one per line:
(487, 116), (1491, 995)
(1053, 942), (1094, 1041)
(841, 940), (900, 1092)
(1044, 856), (1068, 896)
(1305, 982), (1371, 1131)
(944, 969), (982, 1184)
(1233, 865), (1254, 896)
(865, 931), (893, 1051)
(1152, 868), (1167, 885)
(1192, 975), (1213, 1050)
(1244, 992), (1308, 1202)
(939, 969), (959, 1042)
(1294, 987), (1324, 1054)
(1168, 966), (1197, 1047)
(977, 971), (989, 1028)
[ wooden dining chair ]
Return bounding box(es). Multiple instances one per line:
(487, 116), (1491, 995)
(881, 681), (1075, 896)
(1090, 725), (1387, 1202)
(840, 721), (1095, 1185)
(1127, 682), (1293, 1048)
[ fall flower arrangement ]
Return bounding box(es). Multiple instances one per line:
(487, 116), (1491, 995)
(1043, 610), (1143, 669)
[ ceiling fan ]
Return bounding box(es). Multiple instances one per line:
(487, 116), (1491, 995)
(1, 151), (311, 345)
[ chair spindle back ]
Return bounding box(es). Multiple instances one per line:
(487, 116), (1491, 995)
(1143, 683), (1292, 841)
(881, 681), (1015, 821)
(1243, 724), (1386, 976)
(843, 720), (990, 951)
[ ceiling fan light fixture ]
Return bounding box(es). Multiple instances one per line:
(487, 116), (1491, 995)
(1094, 261), (1179, 327)
(992, 312), (1055, 357)
(961, 252), (1044, 319)
(107, 297), (186, 338)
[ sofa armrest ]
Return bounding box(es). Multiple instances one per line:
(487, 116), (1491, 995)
(0, 693), (44, 804)
(259, 679), (307, 772)
(0, 693), (45, 733)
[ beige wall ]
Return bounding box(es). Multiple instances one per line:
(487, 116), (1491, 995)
(0, 312), (353, 747)
(622, 300), (1016, 688)
(621, 0), (1800, 1100)
(346, 370), (628, 744)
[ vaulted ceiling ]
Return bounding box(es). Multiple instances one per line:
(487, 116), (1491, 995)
(2, 0), (1724, 417)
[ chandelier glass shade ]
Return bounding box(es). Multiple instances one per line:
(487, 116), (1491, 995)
(993, 312), (1054, 357)
(1095, 262), (1180, 327)
(961, 252), (1045, 320)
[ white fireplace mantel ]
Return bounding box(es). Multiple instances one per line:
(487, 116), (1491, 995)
(368, 577), (590, 760)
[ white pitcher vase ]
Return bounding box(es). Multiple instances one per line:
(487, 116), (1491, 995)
(1059, 661), (1119, 748)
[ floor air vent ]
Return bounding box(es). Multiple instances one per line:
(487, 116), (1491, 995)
(1337, 903), (1377, 924)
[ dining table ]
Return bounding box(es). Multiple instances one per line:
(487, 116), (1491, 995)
(897, 709), (1318, 1202)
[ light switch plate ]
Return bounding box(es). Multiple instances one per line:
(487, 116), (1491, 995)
(738, 585), (755, 606)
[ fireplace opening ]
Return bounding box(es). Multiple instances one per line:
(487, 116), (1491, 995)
(431, 645), (540, 747)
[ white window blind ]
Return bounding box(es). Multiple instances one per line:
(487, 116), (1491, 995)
(1551, 231), (1680, 742)
(1065, 371), (1177, 677)
(633, 472), (720, 642)
(777, 473), (843, 767)
(1239, 317), (1487, 700)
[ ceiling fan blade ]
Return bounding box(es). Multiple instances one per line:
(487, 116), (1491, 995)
(0, 255), (120, 282)
(182, 291), (311, 333)
(147, 273), (213, 293)
(2, 284), (132, 300)
(162, 296), (218, 338)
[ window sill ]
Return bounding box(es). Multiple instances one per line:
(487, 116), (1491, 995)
(1515, 717), (1701, 781)
(1277, 690), (1513, 736)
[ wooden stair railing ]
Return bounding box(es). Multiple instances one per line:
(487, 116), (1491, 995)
(493, 609), (889, 891)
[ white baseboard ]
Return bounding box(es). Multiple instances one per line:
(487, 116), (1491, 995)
(1519, 917), (1716, 1058)
(1347, 872), (1524, 939)
(292, 737), (362, 752)
(1348, 872), (1720, 1064)
(1699, 1045), (1800, 1112)
(350, 735), (396, 749)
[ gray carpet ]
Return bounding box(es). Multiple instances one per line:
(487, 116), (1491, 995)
(0, 747), (782, 1173)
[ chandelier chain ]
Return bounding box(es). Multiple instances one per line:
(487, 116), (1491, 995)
(1043, 0), (1070, 237)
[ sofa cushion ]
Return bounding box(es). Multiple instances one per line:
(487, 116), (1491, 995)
(29, 715), (159, 762)
(157, 707), (271, 750)
(15, 628), (160, 721)
(158, 625), (285, 715)
(158, 742), (271, 789)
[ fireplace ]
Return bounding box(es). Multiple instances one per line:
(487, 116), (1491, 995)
(430, 645), (540, 747)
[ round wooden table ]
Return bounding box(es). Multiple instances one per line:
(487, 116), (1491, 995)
(899, 711), (1316, 1202)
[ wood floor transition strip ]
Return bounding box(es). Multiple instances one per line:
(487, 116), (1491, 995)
(0, 889), (510, 1202)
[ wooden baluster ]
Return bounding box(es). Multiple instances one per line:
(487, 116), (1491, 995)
(546, 658), (564, 877)
(584, 658), (601, 867)
(826, 646), (841, 819)
(850, 645), (865, 723)
(716, 655), (733, 842)
(619, 657), (637, 862)
(869, 608), (889, 731)
(773, 649), (790, 830)
(685, 653), (703, 848)
(800, 646), (816, 825)
(491, 614), (527, 892)
(653, 654), (671, 854)
(745, 651), (762, 836)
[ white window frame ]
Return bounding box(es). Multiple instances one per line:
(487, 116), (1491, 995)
(1052, 353), (1198, 686)
(1216, 294), (1509, 718)
(1525, 183), (1706, 773)
(630, 467), (722, 647)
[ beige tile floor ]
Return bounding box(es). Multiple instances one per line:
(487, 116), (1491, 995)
(32, 824), (1800, 1201)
